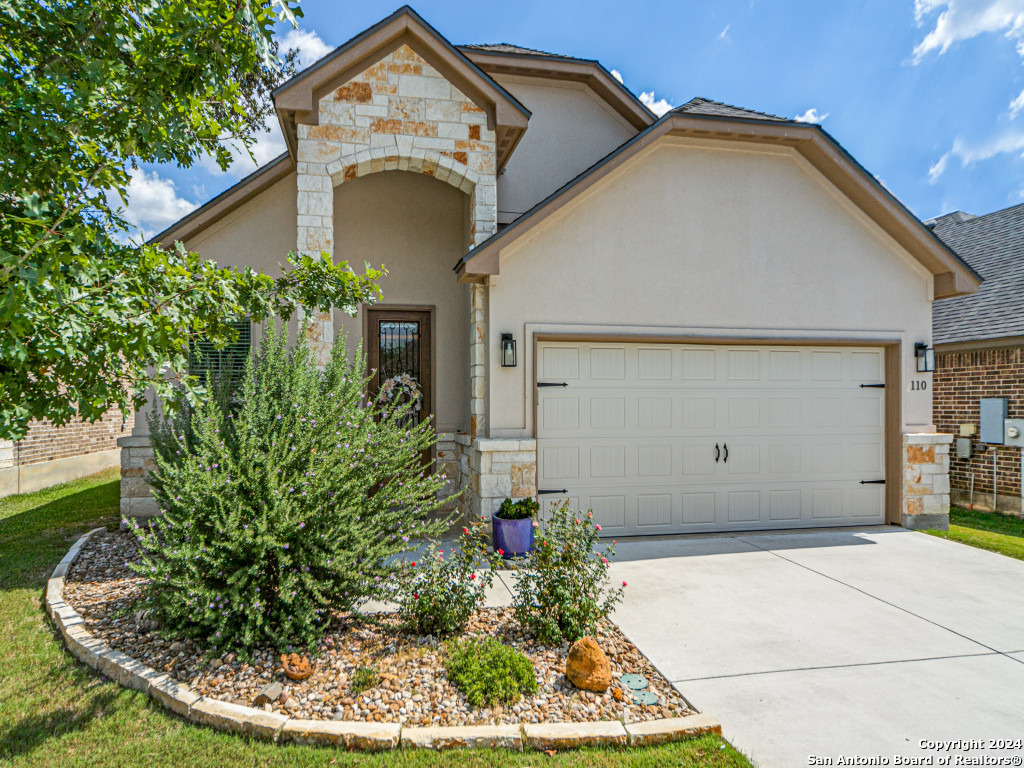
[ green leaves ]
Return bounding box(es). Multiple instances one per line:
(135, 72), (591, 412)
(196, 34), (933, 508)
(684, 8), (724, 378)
(131, 327), (450, 653)
(0, 0), (370, 441)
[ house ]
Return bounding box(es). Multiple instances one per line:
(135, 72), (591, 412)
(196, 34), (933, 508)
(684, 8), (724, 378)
(931, 203), (1024, 515)
(1, 411), (132, 497)
(119, 6), (981, 534)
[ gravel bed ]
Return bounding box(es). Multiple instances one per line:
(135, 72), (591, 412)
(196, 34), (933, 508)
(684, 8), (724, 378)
(63, 530), (693, 726)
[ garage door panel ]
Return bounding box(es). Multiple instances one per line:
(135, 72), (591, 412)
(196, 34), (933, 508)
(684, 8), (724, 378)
(537, 342), (886, 534)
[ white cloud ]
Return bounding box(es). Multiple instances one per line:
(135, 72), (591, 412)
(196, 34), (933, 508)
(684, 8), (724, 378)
(639, 91), (673, 116)
(794, 107), (829, 124)
(1011, 87), (1024, 116)
(913, 0), (1024, 63)
(610, 69), (624, 84)
(111, 169), (198, 240)
(928, 130), (1024, 181)
(280, 28), (333, 69)
(718, 24), (731, 40)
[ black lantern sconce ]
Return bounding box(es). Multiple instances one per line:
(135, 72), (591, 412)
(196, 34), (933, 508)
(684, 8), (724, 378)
(915, 343), (935, 373)
(500, 333), (517, 368)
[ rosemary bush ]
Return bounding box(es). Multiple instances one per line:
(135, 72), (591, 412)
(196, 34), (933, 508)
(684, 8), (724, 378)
(130, 325), (449, 653)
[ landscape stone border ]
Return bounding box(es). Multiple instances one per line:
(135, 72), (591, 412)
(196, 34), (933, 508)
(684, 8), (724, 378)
(48, 529), (722, 751)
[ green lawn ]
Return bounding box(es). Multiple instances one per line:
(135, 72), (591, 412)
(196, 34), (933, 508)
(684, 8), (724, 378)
(0, 469), (752, 768)
(926, 506), (1024, 561)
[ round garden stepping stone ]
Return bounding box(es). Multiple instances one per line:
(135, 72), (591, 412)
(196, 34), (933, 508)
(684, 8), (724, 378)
(620, 673), (648, 690)
(631, 690), (659, 706)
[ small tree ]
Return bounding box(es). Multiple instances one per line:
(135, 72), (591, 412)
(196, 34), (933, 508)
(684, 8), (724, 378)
(131, 325), (450, 652)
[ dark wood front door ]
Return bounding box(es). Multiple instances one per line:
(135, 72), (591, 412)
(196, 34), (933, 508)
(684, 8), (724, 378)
(366, 308), (432, 427)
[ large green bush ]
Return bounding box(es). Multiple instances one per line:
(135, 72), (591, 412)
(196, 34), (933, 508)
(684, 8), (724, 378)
(512, 503), (624, 645)
(130, 325), (450, 653)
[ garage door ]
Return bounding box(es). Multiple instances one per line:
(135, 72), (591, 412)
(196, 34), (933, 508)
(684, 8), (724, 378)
(536, 342), (886, 535)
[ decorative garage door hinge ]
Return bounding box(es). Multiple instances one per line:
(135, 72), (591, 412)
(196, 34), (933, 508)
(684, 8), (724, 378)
(538, 489), (568, 495)
(859, 479), (886, 484)
(537, 382), (568, 387)
(859, 383), (885, 388)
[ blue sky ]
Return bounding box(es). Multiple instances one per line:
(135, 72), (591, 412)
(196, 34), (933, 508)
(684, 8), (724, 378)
(122, 0), (1024, 239)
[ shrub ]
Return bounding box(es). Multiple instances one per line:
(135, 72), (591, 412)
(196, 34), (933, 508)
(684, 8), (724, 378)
(351, 666), (379, 694)
(130, 324), (450, 653)
(512, 502), (625, 645)
(445, 638), (537, 708)
(389, 517), (500, 636)
(496, 497), (539, 520)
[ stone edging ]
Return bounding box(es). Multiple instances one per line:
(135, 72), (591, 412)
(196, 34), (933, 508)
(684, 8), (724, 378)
(48, 529), (722, 751)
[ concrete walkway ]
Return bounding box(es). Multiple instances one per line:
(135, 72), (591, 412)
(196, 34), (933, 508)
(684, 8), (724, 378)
(608, 528), (1024, 768)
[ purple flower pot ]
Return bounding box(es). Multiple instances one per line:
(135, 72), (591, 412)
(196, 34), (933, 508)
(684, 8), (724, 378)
(492, 513), (534, 558)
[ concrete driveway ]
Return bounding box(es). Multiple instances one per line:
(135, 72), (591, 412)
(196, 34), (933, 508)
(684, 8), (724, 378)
(609, 528), (1024, 768)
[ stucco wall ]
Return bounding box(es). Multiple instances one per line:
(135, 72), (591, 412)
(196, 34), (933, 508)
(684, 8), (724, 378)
(334, 170), (471, 433)
(493, 76), (637, 225)
(486, 138), (936, 437)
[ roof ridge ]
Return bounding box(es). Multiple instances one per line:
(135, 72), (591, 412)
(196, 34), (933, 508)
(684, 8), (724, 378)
(458, 43), (591, 62)
(674, 96), (789, 122)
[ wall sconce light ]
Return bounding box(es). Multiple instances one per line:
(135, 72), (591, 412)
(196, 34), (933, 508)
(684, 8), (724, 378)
(501, 333), (517, 368)
(915, 343), (936, 373)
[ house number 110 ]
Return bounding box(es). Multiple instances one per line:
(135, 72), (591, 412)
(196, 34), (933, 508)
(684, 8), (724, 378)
(910, 380), (928, 391)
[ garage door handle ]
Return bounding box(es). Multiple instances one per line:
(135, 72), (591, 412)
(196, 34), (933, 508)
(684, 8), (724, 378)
(714, 443), (720, 463)
(723, 443), (729, 463)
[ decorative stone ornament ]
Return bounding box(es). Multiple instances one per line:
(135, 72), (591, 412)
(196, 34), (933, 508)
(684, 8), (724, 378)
(281, 653), (314, 681)
(564, 637), (612, 693)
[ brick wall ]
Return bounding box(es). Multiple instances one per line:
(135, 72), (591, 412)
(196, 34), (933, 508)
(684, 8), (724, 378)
(15, 409), (133, 467)
(934, 347), (1023, 509)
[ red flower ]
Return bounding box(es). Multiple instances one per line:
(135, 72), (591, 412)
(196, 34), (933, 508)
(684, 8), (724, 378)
(414, 593), (419, 599)
(469, 573), (477, 580)
(463, 527), (469, 535)
(622, 581), (628, 587)
(411, 561), (416, 567)
(595, 524), (602, 531)
(497, 548), (504, 556)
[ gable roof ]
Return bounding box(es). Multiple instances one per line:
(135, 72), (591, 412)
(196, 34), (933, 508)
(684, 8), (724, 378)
(456, 107), (981, 299)
(674, 97), (789, 122)
(931, 203), (1024, 346)
(458, 44), (655, 132)
(273, 6), (531, 170)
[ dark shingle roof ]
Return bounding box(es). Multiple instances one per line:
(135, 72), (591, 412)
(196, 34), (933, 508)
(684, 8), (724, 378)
(673, 97), (790, 122)
(458, 43), (589, 61)
(932, 203), (1024, 345)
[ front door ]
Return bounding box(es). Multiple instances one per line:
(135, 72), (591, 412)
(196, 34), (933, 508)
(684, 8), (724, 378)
(366, 308), (432, 429)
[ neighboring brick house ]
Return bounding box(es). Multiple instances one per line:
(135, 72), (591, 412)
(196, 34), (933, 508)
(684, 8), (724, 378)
(0, 409), (133, 497)
(931, 203), (1024, 514)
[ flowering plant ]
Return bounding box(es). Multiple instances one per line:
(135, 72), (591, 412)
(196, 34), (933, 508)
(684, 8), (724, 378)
(132, 325), (450, 653)
(377, 372), (423, 413)
(511, 502), (624, 645)
(389, 516), (502, 636)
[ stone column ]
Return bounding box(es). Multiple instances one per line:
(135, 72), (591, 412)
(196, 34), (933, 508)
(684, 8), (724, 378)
(902, 432), (953, 531)
(296, 153), (336, 367)
(118, 436), (160, 523)
(469, 283), (487, 438)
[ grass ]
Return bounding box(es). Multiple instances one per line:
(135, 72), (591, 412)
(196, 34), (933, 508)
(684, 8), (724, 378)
(925, 506), (1024, 561)
(0, 469), (754, 768)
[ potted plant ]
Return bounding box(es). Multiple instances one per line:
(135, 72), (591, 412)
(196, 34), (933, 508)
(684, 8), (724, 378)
(492, 497), (540, 559)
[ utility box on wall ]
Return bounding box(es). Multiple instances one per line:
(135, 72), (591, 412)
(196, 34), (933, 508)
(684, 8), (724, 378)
(1004, 419), (1024, 448)
(980, 398), (1008, 444)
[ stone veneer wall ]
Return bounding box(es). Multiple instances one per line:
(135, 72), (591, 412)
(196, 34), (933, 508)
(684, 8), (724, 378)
(119, 436), (159, 520)
(902, 433), (953, 531)
(456, 436), (537, 522)
(294, 43), (498, 380)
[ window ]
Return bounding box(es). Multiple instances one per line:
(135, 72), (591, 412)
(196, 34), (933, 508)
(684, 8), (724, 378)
(188, 319), (251, 388)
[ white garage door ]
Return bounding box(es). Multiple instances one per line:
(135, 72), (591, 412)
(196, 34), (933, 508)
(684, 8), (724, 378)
(536, 342), (886, 535)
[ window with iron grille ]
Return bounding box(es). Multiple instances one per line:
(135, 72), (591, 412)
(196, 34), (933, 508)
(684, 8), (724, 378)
(188, 319), (251, 387)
